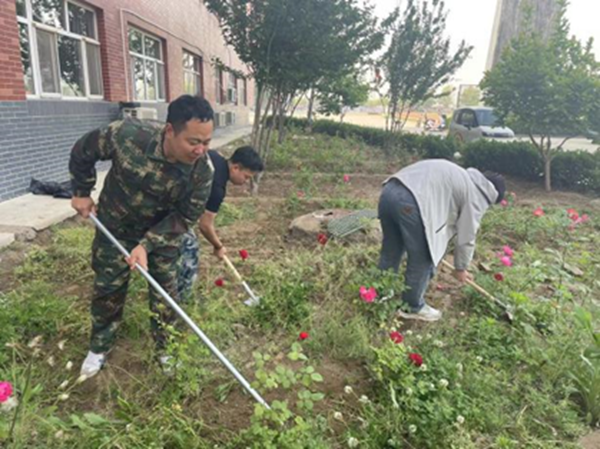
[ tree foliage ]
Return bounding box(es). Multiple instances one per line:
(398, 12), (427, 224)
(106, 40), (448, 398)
(204, 0), (391, 191)
(315, 74), (370, 121)
(481, 0), (600, 191)
(378, 0), (472, 132)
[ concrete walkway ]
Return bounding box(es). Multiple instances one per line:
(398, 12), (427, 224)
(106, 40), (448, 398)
(0, 125), (252, 249)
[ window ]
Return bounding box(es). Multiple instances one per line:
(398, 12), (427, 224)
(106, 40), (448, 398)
(129, 28), (166, 101)
(458, 110), (477, 127)
(215, 67), (224, 104)
(183, 51), (202, 96)
(239, 78), (247, 106)
(227, 72), (237, 104)
(15, 0), (103, 98)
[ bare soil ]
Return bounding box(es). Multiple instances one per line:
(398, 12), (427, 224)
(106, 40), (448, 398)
(0, 171), (598, 437)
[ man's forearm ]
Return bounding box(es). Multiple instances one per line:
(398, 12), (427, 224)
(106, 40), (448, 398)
(199, 221), (222, 249)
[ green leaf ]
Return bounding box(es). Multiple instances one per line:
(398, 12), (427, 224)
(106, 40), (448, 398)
(311, 392), (325, 401)
(84, 413), (110, 426)
(311, 373), (324, 382)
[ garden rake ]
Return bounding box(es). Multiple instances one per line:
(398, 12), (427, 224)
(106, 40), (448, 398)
(89, 214), (270, 409)
(222, 255), (261, 307)
(440, 260), (515, 323)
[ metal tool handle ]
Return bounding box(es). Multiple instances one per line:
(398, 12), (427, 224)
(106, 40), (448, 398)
(89, 214), (270, 409)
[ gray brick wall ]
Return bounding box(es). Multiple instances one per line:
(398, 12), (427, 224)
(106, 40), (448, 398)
(0, 100), (120, 202)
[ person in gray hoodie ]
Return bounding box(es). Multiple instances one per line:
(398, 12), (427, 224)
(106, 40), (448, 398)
(378, 159), (505, 322)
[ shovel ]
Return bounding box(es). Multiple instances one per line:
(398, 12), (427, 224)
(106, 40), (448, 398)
(89, 214), (270, 409)
(441, 260), (515, 323)
(222, 255), (261, 306)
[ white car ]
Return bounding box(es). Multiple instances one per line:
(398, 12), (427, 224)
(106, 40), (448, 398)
(448, 107), (515, 143)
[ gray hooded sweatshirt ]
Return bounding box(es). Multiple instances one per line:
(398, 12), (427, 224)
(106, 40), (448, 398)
(385, 159), (498, 270)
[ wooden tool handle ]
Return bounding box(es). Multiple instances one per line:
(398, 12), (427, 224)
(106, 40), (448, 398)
(440, 260), (496, 301)
(223, 255), (244, 282)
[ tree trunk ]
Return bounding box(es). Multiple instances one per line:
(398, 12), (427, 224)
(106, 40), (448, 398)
(307, 89), (315, 131)
(251, 85), (264, 148)
(544, 155), (552, 192)
(277, 95), (287, 144)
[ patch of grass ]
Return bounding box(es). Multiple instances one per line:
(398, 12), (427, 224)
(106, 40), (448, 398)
(268, 129), (406, 174)
(1, 153), (599, 447)
(215, 201), (257, 227)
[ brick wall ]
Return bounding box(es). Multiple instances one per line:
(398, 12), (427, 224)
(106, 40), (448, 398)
(0, 0), (254, 202)
(81, 0), (253, 113)
(0, 101), (118, 202)
(0, 1), (26, 100)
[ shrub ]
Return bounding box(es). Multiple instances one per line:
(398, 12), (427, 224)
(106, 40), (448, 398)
(286, 117), (457, 160)
(463, 139), (600, 193)
(462, 140), (543, 181)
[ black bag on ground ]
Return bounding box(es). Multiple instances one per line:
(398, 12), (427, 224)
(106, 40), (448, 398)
(29, 178), (73, 199)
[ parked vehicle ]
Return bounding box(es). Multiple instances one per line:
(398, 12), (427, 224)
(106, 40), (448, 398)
(448, 107), (514, 143)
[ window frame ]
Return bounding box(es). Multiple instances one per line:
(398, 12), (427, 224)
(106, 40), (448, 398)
(182, 50), (203, 96)
(128, 27), (166, 102)
(227, 72), (237, 105)
(16, 0), (103, 100)
(240, 78), (247, 106)
(215, 67), (224, 105)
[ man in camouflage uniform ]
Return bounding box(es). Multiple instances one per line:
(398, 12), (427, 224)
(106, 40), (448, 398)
(69, 95), (214, 378)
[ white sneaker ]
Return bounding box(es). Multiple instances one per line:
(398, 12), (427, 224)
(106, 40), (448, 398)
(158, 355), (181, 376)
(80, 351), (107, 378)
(397, 304), (442, 322)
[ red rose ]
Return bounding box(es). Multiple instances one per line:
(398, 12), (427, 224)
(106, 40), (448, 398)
(239, 249), (249, 260)
(299, 332), (309, 340)
(494, 273), (504, 282)
(389, 331), (404, 344)
(215, 278), (224, 287)
(317, 233), (328, 245)
(409, 353), (423, 367)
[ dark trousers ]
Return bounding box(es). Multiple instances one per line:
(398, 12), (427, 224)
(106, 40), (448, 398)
(378, 180), (436, 311)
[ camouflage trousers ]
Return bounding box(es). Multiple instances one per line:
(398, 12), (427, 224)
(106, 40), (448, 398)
(90, 228), (181, 354)
(176, 229), (200, 302)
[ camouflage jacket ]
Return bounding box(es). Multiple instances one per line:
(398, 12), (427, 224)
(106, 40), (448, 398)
(69, 119), (214, 253)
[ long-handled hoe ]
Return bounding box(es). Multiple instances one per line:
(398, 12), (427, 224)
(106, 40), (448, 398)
(90, 214), (270, 409)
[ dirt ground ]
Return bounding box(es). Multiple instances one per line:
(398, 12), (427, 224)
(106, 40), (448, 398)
(580, 431), (600, 449)
(1, 170), (599, 438)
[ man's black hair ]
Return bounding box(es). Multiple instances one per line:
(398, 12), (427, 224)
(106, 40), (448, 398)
(230, 146), (264, 172)
(484, 171), (506, 204)
(167, 95), (214, 134)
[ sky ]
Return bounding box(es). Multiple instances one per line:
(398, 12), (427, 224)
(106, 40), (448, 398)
(372, 0), (600, 86)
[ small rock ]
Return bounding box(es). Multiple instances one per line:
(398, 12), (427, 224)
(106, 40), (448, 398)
(564, 263), (584, 277)
(14, 228), (36, 242)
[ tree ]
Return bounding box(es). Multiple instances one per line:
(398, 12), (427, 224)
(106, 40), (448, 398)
(460, 86), (481, 107)
(204, 0), (391, 192)
(379, 0), (472, 132)
(481, 1), (600, 191)
(315, 74), (370, 122)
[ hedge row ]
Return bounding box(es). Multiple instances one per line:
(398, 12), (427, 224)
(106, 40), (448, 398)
(286, 117), (600, 194)
(285, 117), (458, 160)
(463, 142), (600, 193)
